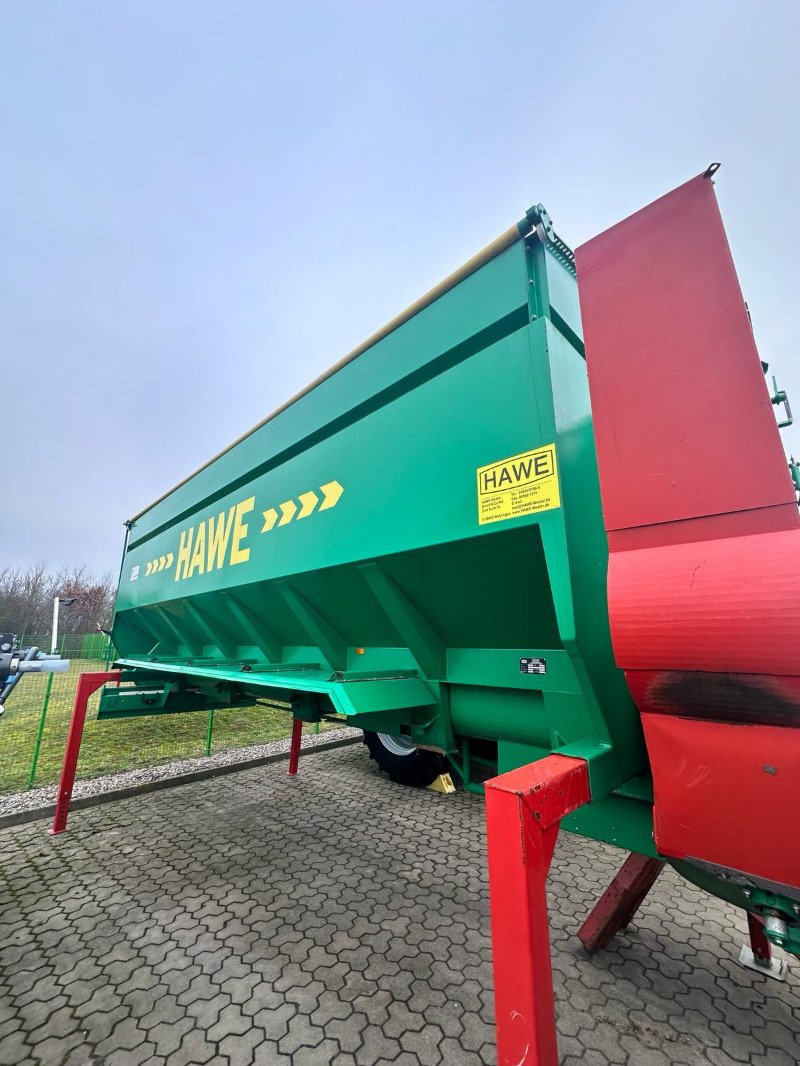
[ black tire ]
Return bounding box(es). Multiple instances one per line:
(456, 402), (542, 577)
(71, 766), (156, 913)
(362, 730), (446, 787)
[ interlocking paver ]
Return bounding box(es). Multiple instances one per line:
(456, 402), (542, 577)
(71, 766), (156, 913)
(0, 743), (798, 1064)
(0, 1030), (30, 1066)
(166, 1026), (218, 1066)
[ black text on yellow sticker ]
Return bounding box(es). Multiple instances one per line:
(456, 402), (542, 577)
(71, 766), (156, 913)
(476, 444), (560, 525)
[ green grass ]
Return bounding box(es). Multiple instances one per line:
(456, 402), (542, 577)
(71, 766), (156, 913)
(0, 660), (337, 796)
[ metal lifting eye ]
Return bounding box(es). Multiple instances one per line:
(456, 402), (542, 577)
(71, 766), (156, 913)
(704, 162), (722, 178)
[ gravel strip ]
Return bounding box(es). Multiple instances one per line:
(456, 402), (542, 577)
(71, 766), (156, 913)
(0, 725), (362, 820)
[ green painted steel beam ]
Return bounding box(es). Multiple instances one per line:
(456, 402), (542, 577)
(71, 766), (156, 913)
(113, 657), (436, 720)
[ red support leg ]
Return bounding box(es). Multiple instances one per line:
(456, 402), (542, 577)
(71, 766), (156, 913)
(747, 912), (772, 965)
(578, 852), (666, 954)
(49, 671), (121, 836)
(485, 754), (591, 1066)
(738, 910), (786, 980)
(287, 717), (303, 776)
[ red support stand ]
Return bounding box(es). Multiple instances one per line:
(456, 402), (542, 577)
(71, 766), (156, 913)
(739, 910), (787, 980)
(287, 717), (303, 777)
(747, 912), (772, 965)
(49, 670), (122, 836)
(578, 852), (666, 954)
(484, 754), (591, 1066)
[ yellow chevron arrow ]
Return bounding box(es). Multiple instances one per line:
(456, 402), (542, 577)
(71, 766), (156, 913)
(165, 552), (174, 568)
(278, 499), (297, 526)
(319, 480), (344, 510)
(158, 555), (166, 571)
(262, 507), (278, 532)
(297, 490), (319, 519)
(145, 561), (152, 576)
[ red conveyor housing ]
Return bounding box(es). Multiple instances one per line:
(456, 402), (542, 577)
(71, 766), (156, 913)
(576, 171), (800, 894)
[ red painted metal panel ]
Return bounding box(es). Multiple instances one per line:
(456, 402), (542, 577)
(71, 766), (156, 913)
(576, 172), (795, 534)
(609, 528), (800, 676)
(642, 712), (800, 888)
(578, 170), (800, 891)
(625, 670), (800, 728)
(484, 755), (590, 1066)
(606, 503), (798, 552)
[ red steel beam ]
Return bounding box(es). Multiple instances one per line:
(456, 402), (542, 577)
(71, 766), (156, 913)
(485, 754), (590, 1066)
(287, 717), (303, 776)
(578, 852), (666, 954)
(49, 670), (122, 835)
(747, 912), (772, 965)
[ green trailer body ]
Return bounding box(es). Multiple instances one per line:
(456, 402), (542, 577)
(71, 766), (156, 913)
(105, 179), (799, 939)
(110, 209), (652, 851)
(63, 172), (797, 1061)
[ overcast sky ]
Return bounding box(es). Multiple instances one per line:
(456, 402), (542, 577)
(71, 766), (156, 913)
(1, 1), (798, 577)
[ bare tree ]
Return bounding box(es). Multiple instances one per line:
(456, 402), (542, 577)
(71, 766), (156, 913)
(51, 566), (116, 634)
(0, 564), (116, 637)
(0, 563), (52, 634)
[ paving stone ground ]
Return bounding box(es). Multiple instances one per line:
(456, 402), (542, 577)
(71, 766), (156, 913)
(0, 743), (798, 1066)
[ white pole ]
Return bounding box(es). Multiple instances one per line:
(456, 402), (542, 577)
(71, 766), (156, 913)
(51, 597), (60, 654)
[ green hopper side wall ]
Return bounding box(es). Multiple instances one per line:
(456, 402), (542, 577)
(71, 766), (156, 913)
(112, 225), (644, 801)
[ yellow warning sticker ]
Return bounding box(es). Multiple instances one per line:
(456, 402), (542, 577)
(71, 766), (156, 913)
(476, 444), (560, 525)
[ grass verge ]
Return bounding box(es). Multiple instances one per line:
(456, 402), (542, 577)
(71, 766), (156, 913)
(0, 659), (336, 795)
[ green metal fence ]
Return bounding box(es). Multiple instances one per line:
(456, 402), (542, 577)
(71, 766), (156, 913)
(0, 633), (329, 796)
(15, 631), (112, 661)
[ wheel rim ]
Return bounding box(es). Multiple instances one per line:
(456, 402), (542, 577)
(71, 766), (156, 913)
(376, 732), (417, 757)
